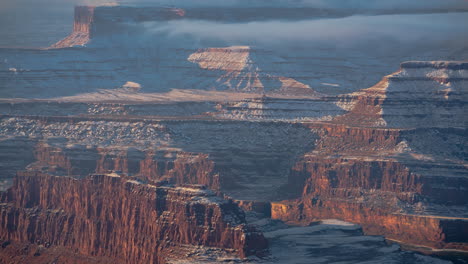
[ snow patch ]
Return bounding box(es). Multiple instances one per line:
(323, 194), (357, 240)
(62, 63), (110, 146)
(321, 82), (340, 87)
(320, 219), (357, 226)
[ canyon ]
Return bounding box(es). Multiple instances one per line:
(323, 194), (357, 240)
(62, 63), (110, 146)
(0, 2), (467, 264)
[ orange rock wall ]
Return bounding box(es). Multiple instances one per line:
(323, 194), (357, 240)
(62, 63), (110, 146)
(272, 123), (468, 250)
(73, 6), (95, 34)
(0, 172), (267, 263)
(271, 199), (468, 250)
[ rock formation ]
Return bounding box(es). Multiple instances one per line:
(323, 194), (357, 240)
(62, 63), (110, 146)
(50, 6), (95, 48)
(51, 6), (186, 48)
(188, 46), (321, 96)
(335, 61), (468, 128)
(0, 60), (466, 260)
(0, 171), (267, 263)
(270, 62), (468, 251)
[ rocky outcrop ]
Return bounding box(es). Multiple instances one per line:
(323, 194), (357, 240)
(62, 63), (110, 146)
(50, 6), (95, 48)
(31, 141), (99, 176)
(0, 116), (317, 201)
(0, 241), (118, 264)
(335, 61), (468, 128)
(28, 140), (221, 190)
(0, 171), (267, 263)
(95, 147), (145, 175)
(271, 119), (468, 250)
(73, 6), (96, 34)
(188, 46), (322, 96)
(51, 6), (186, 48)
(271, 199), (468, 250)
(139, 151), (220, 190)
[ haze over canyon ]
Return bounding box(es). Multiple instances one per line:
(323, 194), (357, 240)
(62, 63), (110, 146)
(0, 0), (467, 263)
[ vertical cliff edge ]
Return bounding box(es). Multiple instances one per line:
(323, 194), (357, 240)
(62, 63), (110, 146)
(0, 171), (267, 263)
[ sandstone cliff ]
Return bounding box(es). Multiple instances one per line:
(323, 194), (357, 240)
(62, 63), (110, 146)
(335, 61), (468, 128)
(271, 119), (468, 250)
(0, 171), (267, 263)
(188, 46), (322, 96)
(51, 6), (186, 48)
(50, 6), (95, 48)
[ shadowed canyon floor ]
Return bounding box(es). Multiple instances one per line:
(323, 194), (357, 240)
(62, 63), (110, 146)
(0, 2), (467, 264)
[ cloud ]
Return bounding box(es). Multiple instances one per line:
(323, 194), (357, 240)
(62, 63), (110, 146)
(1, 0), (468, 48)
(142, 12), (468, 51)
(2, 0), (468, 10)
(118, 0), (468, 9)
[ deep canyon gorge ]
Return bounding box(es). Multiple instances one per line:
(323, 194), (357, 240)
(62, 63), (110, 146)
(0, 1), (467, 263)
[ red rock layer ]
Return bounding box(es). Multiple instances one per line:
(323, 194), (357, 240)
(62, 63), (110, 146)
(95, 148), (143, 175)
(307, 123), (402, 154)
(73, 6), (95, 34)
(300, 124), (467, 203)
(0, 241), (117, 264)
(273, 123), (468, 250)
(289, 156), (467, 204)
(50, 6), (95, 48)
(0, 172), (267, 263)
(332, 76), (389, 127)
(271, 200), (468, 251)
(30, 143), (221, 190)
(139, 151), (220, 190)
(290, 157), (423, 201)
(51, 6), (186, 48)
(32, 142), (98, 176)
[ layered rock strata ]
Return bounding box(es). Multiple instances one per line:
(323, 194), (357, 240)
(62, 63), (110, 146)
(1, 7), (467, 257)
(335, 61), (468, 128)
(0, 116), (317, 201)
(0, 171), (267, 263)
(271, 104), (467, 251)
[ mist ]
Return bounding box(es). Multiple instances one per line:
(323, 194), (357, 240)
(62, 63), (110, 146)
(119, 0), (468, 9)
(1, 0), (468, 48)
(143, 12), (468, 52)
